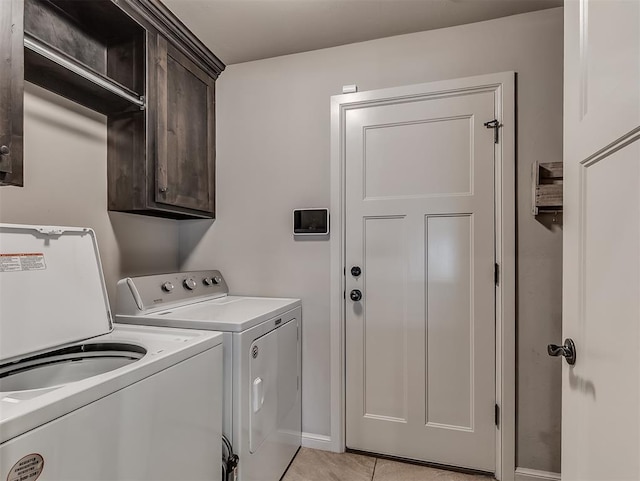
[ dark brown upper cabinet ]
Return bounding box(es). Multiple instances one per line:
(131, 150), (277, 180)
(1, 0), (224, 218)
(109, 0), (224, 219)
(0, 0), (25, 187)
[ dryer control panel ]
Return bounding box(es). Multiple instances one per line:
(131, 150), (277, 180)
(115, 270), (229, 315)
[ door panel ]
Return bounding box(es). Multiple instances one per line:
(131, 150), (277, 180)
(155, 37), (215, 214)
(345, 83), (497, 472)
(426, 215), (473, 429)
(563, 137), (640, 481)
(364, 117), (472, 198)
(249, 319), (300, 455)
(563, 1), (640, 479)
(249, 327), (278, 454)
(362, 216), (408, 422)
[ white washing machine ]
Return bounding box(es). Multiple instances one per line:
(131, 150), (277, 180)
(0, 224), (224, 481)
(115, 271), (301, 481)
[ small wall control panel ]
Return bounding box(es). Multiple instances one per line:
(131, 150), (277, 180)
(116, 270), (229, 315)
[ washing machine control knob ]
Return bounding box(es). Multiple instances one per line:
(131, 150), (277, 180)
(203, 277), (213, 286)
(183, 278), (197, 290)
(161, 281), (174, 292)
(213, 276), (223, 284)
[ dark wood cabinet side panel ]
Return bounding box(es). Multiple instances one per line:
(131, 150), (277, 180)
(0, 0), (24, 187)
(107, 112), (146, 210)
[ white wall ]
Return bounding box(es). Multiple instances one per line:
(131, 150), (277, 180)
(180, 7), (564, 473)
(0, 83), (180, 304)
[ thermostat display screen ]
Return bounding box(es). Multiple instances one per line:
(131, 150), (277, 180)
(293, 209), (329, 235)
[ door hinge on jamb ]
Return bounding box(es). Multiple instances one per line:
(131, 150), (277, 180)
(484, 119), (503, 144)
(495, 404), (500, 426)
(494, 263), (499, 286)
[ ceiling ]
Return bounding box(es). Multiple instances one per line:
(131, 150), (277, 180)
(162, 0), (563, 66)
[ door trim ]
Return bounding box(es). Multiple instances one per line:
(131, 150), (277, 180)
(329, 72), (516, 481)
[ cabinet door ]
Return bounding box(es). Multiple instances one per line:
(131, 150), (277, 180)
(0, 0), (24, 187)
(155, 36), (215, 215)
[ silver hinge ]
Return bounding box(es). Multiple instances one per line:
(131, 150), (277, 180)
(494, 263), (499, 286)
(495, 404), (500, 426)
(484, 119), (503, 144)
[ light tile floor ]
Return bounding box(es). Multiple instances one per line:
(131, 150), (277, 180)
(282, 448), (495, 481)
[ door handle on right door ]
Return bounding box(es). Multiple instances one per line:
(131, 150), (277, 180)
(547, 338), (577, 365)
(350, 289), (362, 302)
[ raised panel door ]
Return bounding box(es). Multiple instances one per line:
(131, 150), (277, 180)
(155, 36), (215, 216)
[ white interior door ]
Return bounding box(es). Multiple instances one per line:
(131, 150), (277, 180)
(344, 78), (501, 472)
(562, 1), (640, 480)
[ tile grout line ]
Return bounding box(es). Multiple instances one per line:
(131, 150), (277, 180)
(371, 457), (378, 481)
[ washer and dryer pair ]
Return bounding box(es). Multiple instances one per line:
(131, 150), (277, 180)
(0, 224), (301, 481)
(115, 270), (302, 481)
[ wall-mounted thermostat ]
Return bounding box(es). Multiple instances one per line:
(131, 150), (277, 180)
(293, 208), (329, 236)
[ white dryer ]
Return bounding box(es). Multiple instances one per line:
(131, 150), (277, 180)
(115, 271), (302, 481)
(0, 224), (224, 481)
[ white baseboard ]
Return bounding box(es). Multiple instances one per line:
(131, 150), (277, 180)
(301, 432), (333, 451)
(515, 467), (561, 481)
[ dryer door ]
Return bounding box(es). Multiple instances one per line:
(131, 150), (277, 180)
(249, 319), (299, 454)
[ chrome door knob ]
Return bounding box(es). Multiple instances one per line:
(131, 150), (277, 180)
(547, 338), (576, 365)
(350, 289), (362, 302)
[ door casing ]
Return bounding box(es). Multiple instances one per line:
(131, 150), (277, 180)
(329, 72), (516, 481)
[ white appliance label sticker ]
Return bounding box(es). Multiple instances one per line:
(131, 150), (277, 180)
(6, 453), (44, 481)
(0, 253), (47, 272)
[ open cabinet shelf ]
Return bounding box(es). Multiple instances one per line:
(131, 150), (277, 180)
(23, 0), (146, 115)
(24, 33), (145, 115)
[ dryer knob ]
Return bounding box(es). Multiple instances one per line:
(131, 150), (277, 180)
(161, 281), (174, 292)
(203, 277), (214, 286)
(183, 278), (197, 290)
(213, 276), (223, 285)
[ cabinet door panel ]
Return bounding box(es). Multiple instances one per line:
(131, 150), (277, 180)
(0, 0), (24, 187)
(156, 37), (215, 215)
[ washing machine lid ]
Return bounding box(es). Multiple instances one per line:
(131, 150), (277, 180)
(0, 224), (113, 363)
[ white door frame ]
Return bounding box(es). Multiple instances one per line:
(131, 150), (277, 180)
(328, 72), (516, 481)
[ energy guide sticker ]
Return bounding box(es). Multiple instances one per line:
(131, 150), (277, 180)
(0, 253), (47, 272)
